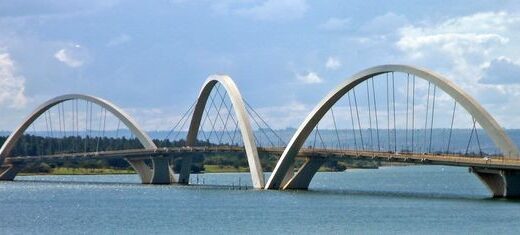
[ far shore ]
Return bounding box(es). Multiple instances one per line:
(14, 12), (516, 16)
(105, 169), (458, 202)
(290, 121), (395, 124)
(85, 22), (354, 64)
(18, 164), (389, 176)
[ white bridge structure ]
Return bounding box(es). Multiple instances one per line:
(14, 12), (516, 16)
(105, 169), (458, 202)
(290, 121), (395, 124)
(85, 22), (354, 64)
(1, 64), (520, 198)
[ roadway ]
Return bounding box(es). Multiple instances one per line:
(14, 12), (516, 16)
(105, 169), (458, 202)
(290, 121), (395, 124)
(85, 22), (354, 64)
(5, 146), (520, 171)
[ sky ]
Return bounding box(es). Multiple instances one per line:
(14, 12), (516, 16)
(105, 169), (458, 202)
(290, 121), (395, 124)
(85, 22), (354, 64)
(1, 0), (520, 131)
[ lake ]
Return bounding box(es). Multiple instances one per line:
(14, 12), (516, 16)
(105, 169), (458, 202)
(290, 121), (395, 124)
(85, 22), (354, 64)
(1, 166), (519, 234)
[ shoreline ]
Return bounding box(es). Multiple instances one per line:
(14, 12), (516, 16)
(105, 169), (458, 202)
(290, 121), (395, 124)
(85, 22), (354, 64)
(19, 165), (386, 176)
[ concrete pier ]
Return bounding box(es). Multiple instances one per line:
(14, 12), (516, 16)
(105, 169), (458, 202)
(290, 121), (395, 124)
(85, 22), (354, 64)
(472, 167), (520, 198)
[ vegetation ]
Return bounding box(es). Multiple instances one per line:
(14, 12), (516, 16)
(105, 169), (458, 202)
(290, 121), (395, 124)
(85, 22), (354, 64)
(0, 135), (381, 175)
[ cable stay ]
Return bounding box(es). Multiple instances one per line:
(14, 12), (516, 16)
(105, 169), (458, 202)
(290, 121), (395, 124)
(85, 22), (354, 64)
(165, 100), (196, 141)
(386, 73), (391, 152)
(244, 100), (286, 147)
(465, 118), (477, 155)
(423, 81), (431, 153)
(405, 74), (410, 151)
(330, 108), (342, 150)
(428, 85), (437, 153)
(392, 72), (397, 153)
(446, 101), (457, 153)
(352, 88), (365, 150)
(371, 77), (381, 151)
(411, 75), (416, 153)
(366, 80), (374, 150)
(347, 92), (359, 153)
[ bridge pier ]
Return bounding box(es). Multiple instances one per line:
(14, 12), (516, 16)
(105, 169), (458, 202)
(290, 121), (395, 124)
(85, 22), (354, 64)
(283, 157), (326, 190)
(127, 157), (175, 184)
(472, 167), (520, 198)
(0, 164), (25, 181)
(177, 155), (192, 184)
(150, 157), (175, 184)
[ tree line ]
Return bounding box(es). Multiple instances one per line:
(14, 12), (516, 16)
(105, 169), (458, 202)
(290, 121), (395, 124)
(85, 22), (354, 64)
(0, 135), (374, 174)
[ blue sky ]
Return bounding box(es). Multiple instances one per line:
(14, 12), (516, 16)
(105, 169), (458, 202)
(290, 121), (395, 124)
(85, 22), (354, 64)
(1, 0), (520, 130)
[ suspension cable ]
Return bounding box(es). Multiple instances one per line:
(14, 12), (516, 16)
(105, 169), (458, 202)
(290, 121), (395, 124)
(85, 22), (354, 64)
(230, 120), (240, 145)
(331, 108), (342, 149)
(411, 75), (416, 153)
(423, 82), (431, 153)
(84, 101), (89, 153)
(204, 87), (221, 142)
(386, 73), (390, 151)
(366, 81), (373, 149)
(347, 93), (358, 152)
(474, 119), (483, 156)
(213, 89), (233, 144)
(353, 88), (364, 150)
(245, 104), (276, 147)
(392, 72), (397, 152)
(371, 77), (381, 151)
(214, 88), (237, 142)
(447, 101), (457, 153)
(199, 102), (212, 141)
(165, 100), (196, 140)
(316, 126), (326, 149)
(215, 87), (241, 142)
(89, 101), (93, 138)
(96, 106), (103, 152)
(428, 86), (437, 153)
(406, 73), (410, 150)
(312, 126), (319, 150)
(206, 90), (223, 143)
(217, 98), (233, 144)
(56, 104), (63, 153)
(75, 99), (79, 138)
(244, 100), (286, 146)
(102, 107), (107, 140)
(465, 118), (477, 155)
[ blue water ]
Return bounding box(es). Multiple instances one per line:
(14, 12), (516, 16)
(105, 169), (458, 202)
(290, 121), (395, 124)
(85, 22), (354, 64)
(1, 166), (519, 234)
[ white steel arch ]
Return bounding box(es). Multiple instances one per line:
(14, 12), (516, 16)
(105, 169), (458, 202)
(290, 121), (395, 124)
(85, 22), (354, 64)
(183, 75), (265, 189)
(0, 94), (158, 182)
(266, 64), (520, 189)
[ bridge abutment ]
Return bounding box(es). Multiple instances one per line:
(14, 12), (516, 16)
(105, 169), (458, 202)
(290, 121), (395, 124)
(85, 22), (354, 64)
(472, 167), (520, 198)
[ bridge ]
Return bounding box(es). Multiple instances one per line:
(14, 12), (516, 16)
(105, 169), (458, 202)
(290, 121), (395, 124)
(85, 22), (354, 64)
(1, 64), (519, 198)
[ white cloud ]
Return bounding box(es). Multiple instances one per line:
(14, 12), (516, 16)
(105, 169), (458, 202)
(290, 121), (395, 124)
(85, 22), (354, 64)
(106, 34), (131, 47)
(325, 57), (341, 70)
(296, 71), (323, 84)
(0, 53), (27, 108)
(362, 12), (408, 34)
(394, 11), (520, 127)
(254, 101), (310, 129)
(235, 0), (308, 21)
(54, 44), (86, 68)
(319, 17), (350, 31)
(396, 11), (518, 61)
(480, 57), (520, 84)
(395, 11), (520, 84)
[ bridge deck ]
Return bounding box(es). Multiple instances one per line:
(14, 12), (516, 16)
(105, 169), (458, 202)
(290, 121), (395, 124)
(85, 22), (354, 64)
(4, 147), (520, 170)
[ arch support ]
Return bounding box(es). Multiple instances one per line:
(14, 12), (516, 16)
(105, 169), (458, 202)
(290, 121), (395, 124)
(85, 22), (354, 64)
(0, 94), (173, 184)
(266, 64), (520, 189)
(180, 75), (265, 189)
(0, 163), (25, 181)
(283, 157), (326, 190)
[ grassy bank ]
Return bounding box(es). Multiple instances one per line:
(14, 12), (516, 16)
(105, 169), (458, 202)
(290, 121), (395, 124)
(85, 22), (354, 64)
(20, 167), (135, 176)
(203, 165), (249, 173)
